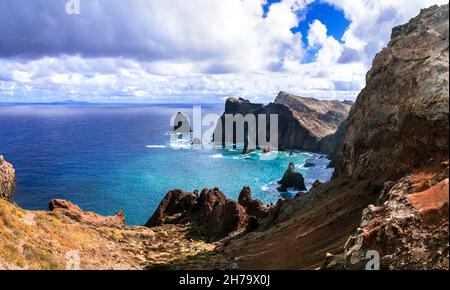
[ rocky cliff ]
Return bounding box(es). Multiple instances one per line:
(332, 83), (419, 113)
(220, 4), (449, 270)
(213, 93), (352, 153)
(0, 156), (15, 203)
(335, 4), (449, 180)
(331, 3), (449, 269)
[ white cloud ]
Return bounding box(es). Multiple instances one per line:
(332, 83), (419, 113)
(307, 20), (343, 63)
(324, 0), (449, 64)
(0, 0), (447, 103)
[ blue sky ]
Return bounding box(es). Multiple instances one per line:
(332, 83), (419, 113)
(265, 0), (351, 62)
(0, 0), (447, 103)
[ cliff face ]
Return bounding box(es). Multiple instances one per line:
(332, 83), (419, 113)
(333, 4), (449, 270)
(0, 156), (15, 203)
(274, 91), (352, 138)
(213, 93), (352, 153)
(221, 4), (449, 270)
(335, 4), (449, 180)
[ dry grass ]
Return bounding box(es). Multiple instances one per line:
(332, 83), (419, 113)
(0, 199), (227, 270)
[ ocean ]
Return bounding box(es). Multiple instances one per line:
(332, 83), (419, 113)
(0, 104), (334, 225)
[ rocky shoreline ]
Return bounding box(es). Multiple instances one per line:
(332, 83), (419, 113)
(0, 4), (448, 270)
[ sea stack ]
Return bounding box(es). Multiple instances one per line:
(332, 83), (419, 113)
(277, 162), (307, 192)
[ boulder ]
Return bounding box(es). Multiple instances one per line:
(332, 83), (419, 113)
(0, 155), (15, 203)
(238, 186), (268, 220)
(277, 162), (307, 192)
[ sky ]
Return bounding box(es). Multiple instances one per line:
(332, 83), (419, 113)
(0, 0), (447, 103)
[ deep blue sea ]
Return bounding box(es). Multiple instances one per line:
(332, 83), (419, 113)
(0, 104), (333, 225)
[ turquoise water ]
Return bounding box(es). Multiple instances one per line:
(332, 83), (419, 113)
(0, 104), (333, 225)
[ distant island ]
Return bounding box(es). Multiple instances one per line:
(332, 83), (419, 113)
(49, 100), (92, 105)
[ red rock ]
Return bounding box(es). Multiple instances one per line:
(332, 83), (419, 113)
(407, 178), (449, 225)
(238, 186), (268, 219)
(146, 187), (268, 241)
(49, 199), (126, 227)
(145, 189), (197, 227)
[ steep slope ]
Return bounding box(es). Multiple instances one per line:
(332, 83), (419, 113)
(336, 4), (449, 180)
(221, 4), (449, 270)
(274, 91), (352, 138)
(0, 197), (228, 270)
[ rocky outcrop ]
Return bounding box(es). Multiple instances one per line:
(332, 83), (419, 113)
(277, 162), (307, 192)
(213, 94), (352, 153)
(238, 186), (268, 220)
(146, 187), (268, 241)
(340, 166), (449, 270)
(49, 199), (126, 227)
(0, 155), (15, 203)
(335, 4), (449, 180)
(223, 97), (264, 115)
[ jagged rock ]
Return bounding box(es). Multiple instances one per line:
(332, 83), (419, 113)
(146, 187), (268, 241)
(194, 188), (248, 240)
(342, 174), (449, 270)
(277, 162), (306, 192)
(145, 189), (197, 227)
(0, 155), (15, 203)
(238, 186), (268, 220)
(49, 199), (126, 227)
